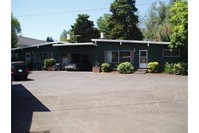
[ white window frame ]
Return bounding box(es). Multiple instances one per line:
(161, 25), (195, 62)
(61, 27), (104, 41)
(163, 49), (180, 57)
(106, 50), (131, 63)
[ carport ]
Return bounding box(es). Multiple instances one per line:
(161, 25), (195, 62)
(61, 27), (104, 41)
(53, 42), (98, 70)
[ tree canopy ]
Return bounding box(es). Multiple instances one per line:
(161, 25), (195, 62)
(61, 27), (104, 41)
(108, 0), (143, 40)
(46, 37), (54, 42)
(11, 14), (21, 48)
(60, 30), (68, 42)
(142, 1), (171, 41)
(169, 0), (188, 52)
(97, 14), (111, 39)
(70, 14), (100, 42)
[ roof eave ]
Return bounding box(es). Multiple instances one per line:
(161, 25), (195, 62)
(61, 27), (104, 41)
(53, 42), (97, 47)
(91, 39), (170, 45)
(11, 41), (63, 51)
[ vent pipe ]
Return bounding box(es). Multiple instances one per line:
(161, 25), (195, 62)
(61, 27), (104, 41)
(100, 32), (104, 39)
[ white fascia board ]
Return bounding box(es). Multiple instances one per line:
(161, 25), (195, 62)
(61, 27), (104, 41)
(53, 42), (97, 47)
(91, 39), (170, 45)
(11, 41), (63, 51)
(30, 41), (62, 47)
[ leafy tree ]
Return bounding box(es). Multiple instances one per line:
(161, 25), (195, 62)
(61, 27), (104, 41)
(11, 14), (21, 48)
(70, 14), (100, 42)
(60, 29), (68, 42)
(97, 14), (111, 38)
(46, 37), (54, 42)
(169, 0), (188, 53)
(142, 2), (171, 41)
(108, 0), (143, 40)
(170, 0), (178, 4)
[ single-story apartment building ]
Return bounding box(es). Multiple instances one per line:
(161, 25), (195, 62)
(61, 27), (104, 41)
(11, 38), (187, 71)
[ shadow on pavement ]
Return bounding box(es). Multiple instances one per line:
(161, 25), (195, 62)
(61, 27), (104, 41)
(12, 84), (50, 133)
(13, 78), (34, 82)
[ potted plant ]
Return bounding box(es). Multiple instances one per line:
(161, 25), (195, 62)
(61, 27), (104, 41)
(92, 62), (100, 72)
(44, 58), (56, 71)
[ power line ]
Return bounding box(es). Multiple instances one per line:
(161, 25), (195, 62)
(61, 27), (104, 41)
(16, 8), (109, 17)
(15, 1), (170, 18)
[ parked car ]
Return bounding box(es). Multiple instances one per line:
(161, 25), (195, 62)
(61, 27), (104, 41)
(64, 60), (91, 71)
(64, 61), (83, 71)
(11, 61), (30, 80)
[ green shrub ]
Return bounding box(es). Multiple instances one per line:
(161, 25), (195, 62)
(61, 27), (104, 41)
(173, 62), (188, 75)
(101, 63), (111, 72)
(147, 62), (159, 73)
(117, 62), (134, 74)
(44, 58), (56, 68)
(164, 62), (174, 74)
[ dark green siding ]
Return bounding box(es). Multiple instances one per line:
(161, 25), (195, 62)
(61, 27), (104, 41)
(12, 41), (187, 71)
(94, 42), (187, 71)
(12, 44), (97, 70)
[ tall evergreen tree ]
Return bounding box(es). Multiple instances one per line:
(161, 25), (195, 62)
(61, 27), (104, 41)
(70, 14), (100, 42)
(97, 14), (112, 39)
(108, 0), (143, 40)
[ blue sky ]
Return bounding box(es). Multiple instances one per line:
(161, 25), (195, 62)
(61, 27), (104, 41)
(12, 0), (170, 41)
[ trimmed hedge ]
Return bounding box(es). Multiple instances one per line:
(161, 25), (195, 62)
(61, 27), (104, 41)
(101, 63), (111, 72)
(117, 62), (134, 74)
(147, 62), (159, 73)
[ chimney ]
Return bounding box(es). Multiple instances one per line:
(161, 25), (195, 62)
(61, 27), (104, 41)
(67, 34), (70, 40)
(67, 34), (71, 43)
(100, 32), (104, 39)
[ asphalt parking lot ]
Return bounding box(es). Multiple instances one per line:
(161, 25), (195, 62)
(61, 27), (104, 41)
(12, 71), (188, 133)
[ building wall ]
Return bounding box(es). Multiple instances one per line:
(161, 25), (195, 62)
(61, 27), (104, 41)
(12, 42), (187, 71)
(95, 42), (187, 71)
(12, 44), (97, 70)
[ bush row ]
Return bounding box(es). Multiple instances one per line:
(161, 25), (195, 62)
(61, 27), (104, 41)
(164, 62), (188, 75)
(101, 61), (188, 75)
(101, 62), (134, 74)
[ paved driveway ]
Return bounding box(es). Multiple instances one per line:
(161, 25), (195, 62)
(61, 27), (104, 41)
(12, 71), (188, 133)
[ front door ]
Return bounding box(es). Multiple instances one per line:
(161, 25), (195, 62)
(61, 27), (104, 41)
(139, 50), (148, 68)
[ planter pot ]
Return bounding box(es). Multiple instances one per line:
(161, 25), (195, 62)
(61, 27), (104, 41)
(47, 66), (53, 71)
(92, 67), (100, 73)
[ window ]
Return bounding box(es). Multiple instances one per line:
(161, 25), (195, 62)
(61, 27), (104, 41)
(106, 51), (131, 63)
(112, 51), (119, 63)
(163, 49), (180, 57)
(26, 53), (31, 64)
(120, 51), (130, 62)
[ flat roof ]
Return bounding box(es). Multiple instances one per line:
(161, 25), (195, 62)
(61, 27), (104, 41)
(91, 39), (170, 45)
(11, 42), (63, 51)
(11, 39), (170, 51)
(53, 42), (97, 47)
